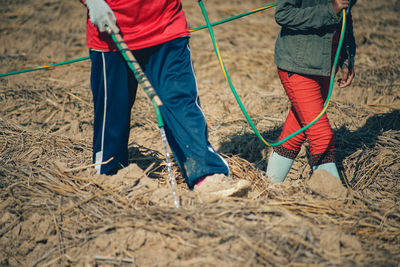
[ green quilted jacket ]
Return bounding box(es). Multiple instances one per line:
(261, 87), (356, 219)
(274, 0), (356, 76)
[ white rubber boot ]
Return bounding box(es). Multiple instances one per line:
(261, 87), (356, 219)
(312, 162), (340, 178)
(266, 151), (294, 183)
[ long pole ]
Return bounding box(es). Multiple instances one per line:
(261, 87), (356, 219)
(107, 27), (180, 208)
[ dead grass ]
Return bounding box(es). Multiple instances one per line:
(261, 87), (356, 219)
(0, 0), (399, 266)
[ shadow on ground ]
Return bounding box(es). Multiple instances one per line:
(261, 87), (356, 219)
(218, 110), (400, 172)
(128, 142), (165, 178)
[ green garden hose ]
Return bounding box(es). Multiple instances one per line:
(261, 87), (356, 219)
(0, 57), (90, 78)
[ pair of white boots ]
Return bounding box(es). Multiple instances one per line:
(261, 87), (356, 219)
(266, 151), (340, 183)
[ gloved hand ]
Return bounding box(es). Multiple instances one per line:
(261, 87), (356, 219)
(84, 0), (119, 33)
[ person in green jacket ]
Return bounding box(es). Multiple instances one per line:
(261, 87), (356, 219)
(267, 0), (356, 183)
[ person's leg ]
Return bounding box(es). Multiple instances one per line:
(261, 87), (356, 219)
(266, 69), (306, 183)
(266, 151), (295, 183)
(89, 50), (138, 175)
(284, 72), (337, 177)
(139, 37), (229, 189)
(267, 69), (338, 182)
(276, 70), (308, 152)
(312, 162), (340, 178)
(311, 76), (339, 178)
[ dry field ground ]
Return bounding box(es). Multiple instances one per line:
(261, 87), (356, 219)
(0, 0), (399, 266)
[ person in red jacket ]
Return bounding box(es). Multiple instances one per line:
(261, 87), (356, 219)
(82, 0), (250, 197)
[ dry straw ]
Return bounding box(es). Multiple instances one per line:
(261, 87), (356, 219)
(1, 0), (400, 265)
(1, 113), (399, 265)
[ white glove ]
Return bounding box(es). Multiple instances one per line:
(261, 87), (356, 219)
(84, 0), (119, 33)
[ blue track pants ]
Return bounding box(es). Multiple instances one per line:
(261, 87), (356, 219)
(89, 37), (229, 188)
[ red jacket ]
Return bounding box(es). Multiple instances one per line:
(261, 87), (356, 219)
(83, 0), (190, 51)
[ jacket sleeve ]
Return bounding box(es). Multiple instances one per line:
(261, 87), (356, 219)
(339, 8), (356, 70)
(275, 0), (340, 31)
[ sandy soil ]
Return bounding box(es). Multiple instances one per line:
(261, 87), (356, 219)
(0, 0), (399, 266)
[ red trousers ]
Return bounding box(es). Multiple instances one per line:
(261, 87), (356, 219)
(274, 69), (335, 166)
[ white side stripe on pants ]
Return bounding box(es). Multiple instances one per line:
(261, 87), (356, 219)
(95, 52), (108, 174)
